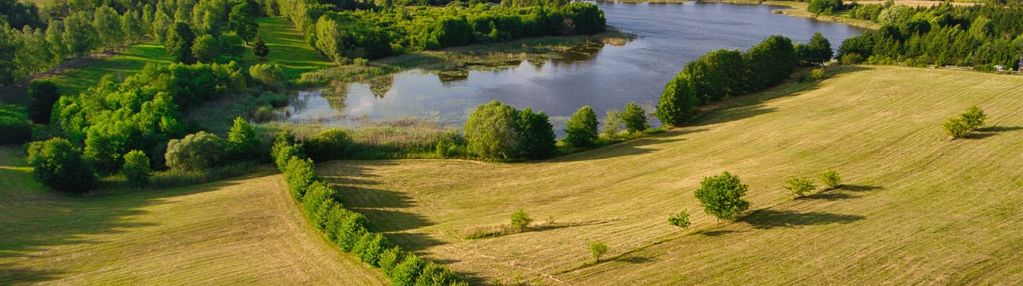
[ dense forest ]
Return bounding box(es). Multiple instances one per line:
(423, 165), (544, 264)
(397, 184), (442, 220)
(835, 1), (1023, 70)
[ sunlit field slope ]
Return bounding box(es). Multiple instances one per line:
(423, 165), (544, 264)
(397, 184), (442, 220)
(0, 148), (386, 285)
(318, 66), (1023, 285)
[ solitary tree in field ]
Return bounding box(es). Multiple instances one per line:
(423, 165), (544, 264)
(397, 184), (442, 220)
(961, 106), (986, 130)
(784, 176), (816, 198)
(565, 105), (599, 147)
(252, 35), (269, 59)
(819, 169), (841, 189)
(668, 209), (691, 229)
(589, 241), (608, 263)
(511, 209), (532, 232)
(694, 171), (751, 221)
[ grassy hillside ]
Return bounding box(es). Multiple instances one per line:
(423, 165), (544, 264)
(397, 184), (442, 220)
(317, 66), (1023, 285)
(241, 17), (334, 79)
(48, 44), (173, 95)
(0, 147), (387, 285)
(45, 17), (331, 95)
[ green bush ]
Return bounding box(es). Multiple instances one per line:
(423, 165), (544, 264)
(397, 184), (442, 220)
(808, 0), (844, 15)
(391, 253), (425, 286)
(27, 138), (96, 193)
(356, 233), (389, 266)
(656, 74), (699, 126)
(510, 209), (532, 232)
(227, 117), (262, 160)
(565, 105), (599, 148)
(514, 108), (557, 160)
(694, 171), (751, 221)
(302, 181), (337, 227)
(0, 104), (31, 145)
(621, 102), (649, 133)
(305, 128), (354, 162)
(820, 169), (842, 189)
(589, 241), (608, 263)
(27, 80), (60, 124)
(192, 34), (222, 63)
(943, 116), (971, 139)
(811, 68), (827, 80)
(165, 131), (227, 171)
(249, 63), (287, 90)
(784, 176), (817, 198)
(378, 246), (403, 275)
(668, 209), (690, 229)
(122, 150), (151, 189)
(601, 110), (622, 138)
(284, 156), (317, 200)
(961, 106), (986, 130)
(272, 130), (304, 170)
(465, 101), (519, 160)
(337, 212), (369, 251)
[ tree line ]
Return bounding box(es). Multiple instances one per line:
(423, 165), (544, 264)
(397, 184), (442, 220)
(271, 130), (469, 286)
(275, 0), (606, 62)
(656, 33), (831, 126)
(837, 2), (1023, 70)
(0, 0), (267, 84)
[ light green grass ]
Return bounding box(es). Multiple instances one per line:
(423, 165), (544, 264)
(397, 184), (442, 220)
(241, 17), (334, 79)
(317, 66), (1023, 285)
(47, 44), (173, 95)
(47, 17), (332, 95)
(0, 147), (387, 285)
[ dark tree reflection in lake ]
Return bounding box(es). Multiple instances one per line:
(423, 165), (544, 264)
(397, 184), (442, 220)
(278, 2), (863, 133)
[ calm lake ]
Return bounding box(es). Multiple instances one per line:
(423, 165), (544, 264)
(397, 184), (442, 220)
(280, 2), (863, 131)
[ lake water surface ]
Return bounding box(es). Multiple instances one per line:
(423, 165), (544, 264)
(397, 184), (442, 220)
(280, 2), (863, 131)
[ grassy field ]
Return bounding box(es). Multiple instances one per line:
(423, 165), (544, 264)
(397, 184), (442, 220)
(241, 17), (334, 79)
(0, 147), (387, 285)
(43, 17), (331, 96)
(317, 66), (1023, 285)
(46, 44), (173, 95)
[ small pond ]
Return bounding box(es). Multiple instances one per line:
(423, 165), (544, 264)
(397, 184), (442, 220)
(278, 2), (864, 132)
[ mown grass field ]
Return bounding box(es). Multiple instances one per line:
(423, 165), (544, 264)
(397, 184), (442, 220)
(242, 17), (334, 79)
(0, 147), (387, 285)
(318, 66), (1023, 285)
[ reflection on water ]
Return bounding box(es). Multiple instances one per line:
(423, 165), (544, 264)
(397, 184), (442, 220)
(277, 2), (864, 133)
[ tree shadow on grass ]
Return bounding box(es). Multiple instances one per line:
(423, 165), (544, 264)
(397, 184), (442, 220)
(332, 186), (415, 209)
(552, 128), (707, 162)
(967, 126), (1023, 140)
(616, 256), (655, 264)
(0, 164), (253, 284)
(742, 209), (865, 230)
(839, 184), (882, 192)
(381, 232), (446, 253)
(799, 192), (859, 201)
(695, 229), (740, 237)
(352, 208), (433, 233)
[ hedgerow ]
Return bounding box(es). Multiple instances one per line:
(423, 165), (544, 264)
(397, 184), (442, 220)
(270, 131), (467, 286)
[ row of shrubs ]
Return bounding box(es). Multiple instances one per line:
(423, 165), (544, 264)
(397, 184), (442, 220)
(657, 33), (832, 126)
(24, 115), (266, 193)
(277, 1), (605, 62)
(460, 100), (653, 161)
(270, 130), (468, 286)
